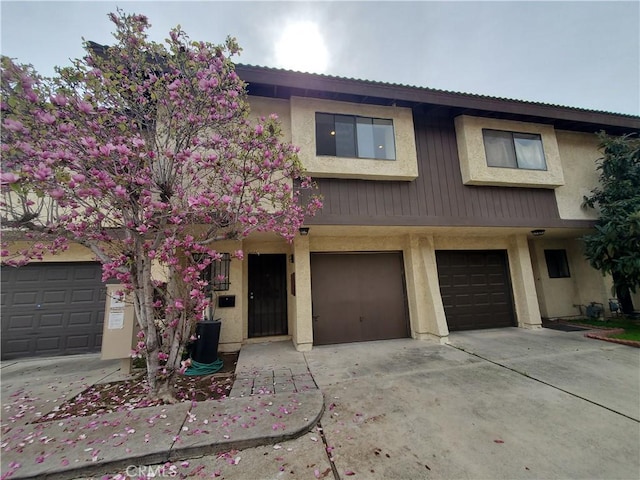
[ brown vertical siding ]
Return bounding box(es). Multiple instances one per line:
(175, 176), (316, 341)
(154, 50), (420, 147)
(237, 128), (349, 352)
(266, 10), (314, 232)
(307, 112), (562, 227)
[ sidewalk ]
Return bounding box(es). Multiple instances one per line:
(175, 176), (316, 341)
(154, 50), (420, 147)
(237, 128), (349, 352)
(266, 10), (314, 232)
(1, 342), (324, 480)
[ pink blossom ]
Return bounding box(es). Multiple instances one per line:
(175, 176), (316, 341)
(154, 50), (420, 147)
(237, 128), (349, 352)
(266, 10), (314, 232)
(34, 164), (53, 181)
(0, 172), (20, 185)
(51, 94), (68, 106)
(49, 188), (65, 200)
(77, 101), (93, 114)
(36, 111), (56, 124)
(3, 118), (24, 132)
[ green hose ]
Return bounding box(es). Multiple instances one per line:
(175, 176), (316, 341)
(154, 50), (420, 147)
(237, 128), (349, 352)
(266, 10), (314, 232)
(184, 358), (224, 376)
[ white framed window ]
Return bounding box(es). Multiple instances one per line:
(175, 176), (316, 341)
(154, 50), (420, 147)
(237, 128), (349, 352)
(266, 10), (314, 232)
(315, 113), (396, 160)
(483, 129), (547, 171)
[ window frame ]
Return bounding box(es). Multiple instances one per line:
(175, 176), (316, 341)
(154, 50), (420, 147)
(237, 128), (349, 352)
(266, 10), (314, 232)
(199, 253), (231, 291)
(544, 249), (571, 279)
(483, 129), (548, 171)
(315, 112), (396, 161)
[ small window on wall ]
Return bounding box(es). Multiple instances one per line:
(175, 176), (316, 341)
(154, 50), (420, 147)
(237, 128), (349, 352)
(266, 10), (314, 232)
(544, 249), (570, 278)
(315, 113), (396, 160)
(199, 253), (231, 291)
(483, 129), (547, 170)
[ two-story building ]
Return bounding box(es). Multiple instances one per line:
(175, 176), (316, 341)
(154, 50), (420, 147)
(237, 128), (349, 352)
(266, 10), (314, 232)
(2, 65), (639, 359)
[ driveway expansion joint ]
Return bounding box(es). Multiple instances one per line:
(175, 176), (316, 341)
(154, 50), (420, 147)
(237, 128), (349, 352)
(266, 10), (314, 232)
(448, 343), (640, 423)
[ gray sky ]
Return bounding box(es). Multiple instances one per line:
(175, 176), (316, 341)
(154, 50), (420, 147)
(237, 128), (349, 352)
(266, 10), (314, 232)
(2, 1), (639, 115)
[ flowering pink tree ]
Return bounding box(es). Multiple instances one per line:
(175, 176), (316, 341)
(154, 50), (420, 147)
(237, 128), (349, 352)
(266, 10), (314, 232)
(1, 11), (321, 401)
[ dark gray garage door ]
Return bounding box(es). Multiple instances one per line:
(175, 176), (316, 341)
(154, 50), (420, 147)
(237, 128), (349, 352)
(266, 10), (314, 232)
(1, 262), (106, 359)
(311, 252), (409, 345)
(436, 250), (515, 331)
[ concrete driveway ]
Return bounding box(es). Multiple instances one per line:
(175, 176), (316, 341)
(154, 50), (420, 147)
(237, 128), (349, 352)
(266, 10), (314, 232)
(303, 328), (640, 479)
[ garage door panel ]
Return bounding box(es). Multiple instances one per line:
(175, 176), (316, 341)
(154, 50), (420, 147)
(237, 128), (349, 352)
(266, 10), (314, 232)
(43, 290), (69, 305)
(436, 250), (515, 331)
(5, 339), (31, 356)
(12, 291), (39, 306)
(36, 336), (62, 351)
(40, 313), (64, 327)
(311, 252), (408, 345)
(71, 289), (100, 303)
(1, 262), (106, 359)
(66, 334), (91, 348)
(69, 312), (97, 326)
(8, 315), (34, 329)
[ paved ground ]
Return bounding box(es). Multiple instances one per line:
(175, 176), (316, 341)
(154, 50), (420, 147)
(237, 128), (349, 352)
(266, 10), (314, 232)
(305, 329), (639, 479)
(2, 328), (639, 479)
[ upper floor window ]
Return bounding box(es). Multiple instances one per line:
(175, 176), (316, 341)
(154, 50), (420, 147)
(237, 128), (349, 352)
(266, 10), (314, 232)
(316, 113), (396, 160)
(483, 129), (547, 171)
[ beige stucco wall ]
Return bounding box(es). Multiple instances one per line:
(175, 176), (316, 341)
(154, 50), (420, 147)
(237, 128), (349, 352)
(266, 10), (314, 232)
(2, 241), (96, 263)
(210, 240), (244, 352)
(281, 229), (544, 351)
(247, 96), (293, 143)
(455, 115), (564, 188)
(529, 237), (612, 319)
(554, 130), (601, 220)
(290, 96), (419, 180)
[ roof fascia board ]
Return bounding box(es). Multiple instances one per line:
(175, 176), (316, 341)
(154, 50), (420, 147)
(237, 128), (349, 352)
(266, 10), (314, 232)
(236, 65), (640, 131)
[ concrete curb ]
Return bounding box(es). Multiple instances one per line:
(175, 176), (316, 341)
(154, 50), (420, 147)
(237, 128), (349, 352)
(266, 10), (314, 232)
(2, 390), (325, 480)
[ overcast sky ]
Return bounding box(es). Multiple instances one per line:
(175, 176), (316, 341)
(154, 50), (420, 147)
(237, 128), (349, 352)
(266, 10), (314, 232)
(1, 1), (639, 115)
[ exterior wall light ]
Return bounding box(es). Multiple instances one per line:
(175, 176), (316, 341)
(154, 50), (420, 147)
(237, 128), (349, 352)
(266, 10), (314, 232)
(299, 227), (310, 236)
(531, 229), (546, 236)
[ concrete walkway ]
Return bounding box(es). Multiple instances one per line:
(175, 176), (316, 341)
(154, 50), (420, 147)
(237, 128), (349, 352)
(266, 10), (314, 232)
(0, 350), (323, 480)
(2, 328), (639, 479)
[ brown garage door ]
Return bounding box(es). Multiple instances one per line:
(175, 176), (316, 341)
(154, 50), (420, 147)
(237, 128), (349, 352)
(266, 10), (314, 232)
(436, 250), (515, 331)
(1, 262), (106, 359)
(311, 252), (409, 345)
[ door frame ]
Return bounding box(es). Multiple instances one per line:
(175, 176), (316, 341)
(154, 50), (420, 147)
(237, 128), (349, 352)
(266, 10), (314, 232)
(247, 253), (289, 338)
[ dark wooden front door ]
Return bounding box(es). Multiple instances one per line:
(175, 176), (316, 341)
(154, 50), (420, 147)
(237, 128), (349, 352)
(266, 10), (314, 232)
(311, 252), (409, 345)
(436, 250), (515, 331)
(248, 254), (288, 337)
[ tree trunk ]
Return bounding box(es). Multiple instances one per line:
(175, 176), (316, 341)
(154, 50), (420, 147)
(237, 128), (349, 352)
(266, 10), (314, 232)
(615, 284), (635, 315)
(612, 271), (635, 314)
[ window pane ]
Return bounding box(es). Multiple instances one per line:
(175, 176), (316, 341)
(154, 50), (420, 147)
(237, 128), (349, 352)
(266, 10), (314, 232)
(544, 249), (570, 278)
(373, 118), (396, 160)
(483, 130), (517, 168)
(514, 133), (546, 170)
(335, 115), (357, 157)
(356, 117), (375, 158)
(315, 113), (336, 156)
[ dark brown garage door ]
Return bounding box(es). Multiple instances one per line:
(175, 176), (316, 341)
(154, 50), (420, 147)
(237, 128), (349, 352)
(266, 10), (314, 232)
(1, 262), (106, 359)
(311, 252), (409, 345)
(436, 250), (515, 331)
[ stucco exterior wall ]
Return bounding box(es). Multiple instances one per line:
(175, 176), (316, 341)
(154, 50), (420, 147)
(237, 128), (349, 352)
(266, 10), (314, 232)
(247, 96), (293, 143)
(3, 241), (96, 263)
(529, 237), (612, 319)
(554, 130), (601, 220)
(290, 96), (418, 180)
(455, 115), (564, 188)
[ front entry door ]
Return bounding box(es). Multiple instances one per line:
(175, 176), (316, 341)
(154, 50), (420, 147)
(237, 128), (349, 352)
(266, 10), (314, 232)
(248, 254), (288, 337)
